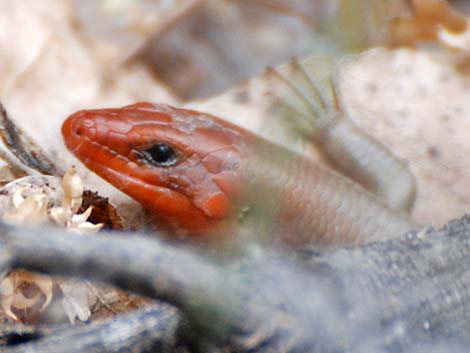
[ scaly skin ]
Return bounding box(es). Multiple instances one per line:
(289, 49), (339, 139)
(61, 102), (415, 246)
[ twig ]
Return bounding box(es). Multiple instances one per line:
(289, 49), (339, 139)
(0, 102), (62, 176)
(3, 304), (180, 353)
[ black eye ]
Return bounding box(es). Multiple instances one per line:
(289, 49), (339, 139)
(141, 143), (178, 166)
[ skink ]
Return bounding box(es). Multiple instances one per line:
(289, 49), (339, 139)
(62, 89), (416, 246)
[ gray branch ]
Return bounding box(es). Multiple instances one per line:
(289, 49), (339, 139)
(2, 218), (470, 352)
(3, 305), (180, 353)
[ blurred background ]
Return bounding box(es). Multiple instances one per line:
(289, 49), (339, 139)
(1, 0), (470, 235)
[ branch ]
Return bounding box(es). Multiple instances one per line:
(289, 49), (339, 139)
(4, 304), (179, 353)
(2, 218), (470, 351)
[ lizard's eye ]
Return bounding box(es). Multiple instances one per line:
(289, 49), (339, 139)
(141, 143), (178, 166)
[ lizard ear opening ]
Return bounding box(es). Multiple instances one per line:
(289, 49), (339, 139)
(194, 191), (231, 219)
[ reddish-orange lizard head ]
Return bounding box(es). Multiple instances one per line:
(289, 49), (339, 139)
(62, 102), (246, 237)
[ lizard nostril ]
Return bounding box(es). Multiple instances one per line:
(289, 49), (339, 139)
(71, 116), (97, 138)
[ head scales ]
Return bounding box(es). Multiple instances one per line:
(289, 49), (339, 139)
(62, 102), (247, 238)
